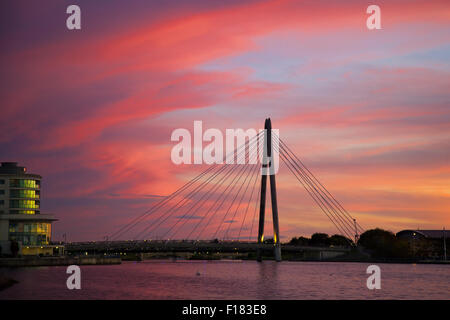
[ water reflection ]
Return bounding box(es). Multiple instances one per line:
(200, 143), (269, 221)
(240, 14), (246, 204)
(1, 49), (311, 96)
(256, 261), (279, 300)
(0, 260), (448, 300)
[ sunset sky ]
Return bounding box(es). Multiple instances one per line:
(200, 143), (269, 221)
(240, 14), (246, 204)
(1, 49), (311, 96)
(1, 0), (449, 241)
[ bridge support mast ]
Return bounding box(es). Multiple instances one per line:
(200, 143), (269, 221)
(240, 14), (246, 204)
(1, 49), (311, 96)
(257, 118), (281, 262)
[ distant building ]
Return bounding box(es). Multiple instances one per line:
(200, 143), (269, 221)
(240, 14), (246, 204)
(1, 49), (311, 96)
(397, 229), (449, 259)
(0, 162), (62, 256)
(397, 229), (450, 240)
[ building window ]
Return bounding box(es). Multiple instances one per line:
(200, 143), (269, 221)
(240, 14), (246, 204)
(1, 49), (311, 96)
(9, 199), (40, 209)
(9, 179), (39, 189)
(10, 210), (36, 215)
(9, 222), (51, 245)
(10, 189), (39, 199)
(0, 180), (4, 184)
(0, 189), (5, 195)
(0, 200), (4, 206)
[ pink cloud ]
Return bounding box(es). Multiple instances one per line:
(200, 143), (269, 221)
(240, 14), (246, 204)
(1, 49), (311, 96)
(1, 0), (449, 240)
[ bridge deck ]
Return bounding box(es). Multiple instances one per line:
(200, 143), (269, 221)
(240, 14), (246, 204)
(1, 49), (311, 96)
(65, 240), (351, 254)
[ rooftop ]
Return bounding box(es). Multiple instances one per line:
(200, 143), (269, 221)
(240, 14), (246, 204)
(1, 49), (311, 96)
(0, 162), (26, 174)
(397, 229), (450, 239)
(0, 162), (41, 178)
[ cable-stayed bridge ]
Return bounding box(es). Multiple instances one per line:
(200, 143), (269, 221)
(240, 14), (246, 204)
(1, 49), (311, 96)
(97, 118), (364, 261)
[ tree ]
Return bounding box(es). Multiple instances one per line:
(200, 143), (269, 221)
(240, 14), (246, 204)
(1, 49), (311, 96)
(289, 236), (310, 246)
(358, 228), (409, 258)
(329, 234), (352, 246)
(310, 233), (329, 246)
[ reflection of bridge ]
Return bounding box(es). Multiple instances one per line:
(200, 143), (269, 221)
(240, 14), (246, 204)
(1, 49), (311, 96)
(108, 119), (364, 262)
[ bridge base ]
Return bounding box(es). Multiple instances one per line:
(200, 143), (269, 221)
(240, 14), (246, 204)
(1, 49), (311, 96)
(256, 248), (262, 262)
(256, 245), (282, 262)
(274, 244), (282, 262)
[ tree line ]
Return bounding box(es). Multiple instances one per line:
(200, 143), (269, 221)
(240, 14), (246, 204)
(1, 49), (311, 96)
(287, 228), (436, 259)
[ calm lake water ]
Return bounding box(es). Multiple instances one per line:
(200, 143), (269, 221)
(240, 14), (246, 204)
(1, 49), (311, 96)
(0, 260), (449, 300)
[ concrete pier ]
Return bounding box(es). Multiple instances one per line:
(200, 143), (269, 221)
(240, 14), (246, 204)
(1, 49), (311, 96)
(274, 244), (282, 262)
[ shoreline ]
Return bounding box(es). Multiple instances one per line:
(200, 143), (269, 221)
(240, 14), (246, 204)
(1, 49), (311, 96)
(0, 256), (121, 268)
(123, 255), (450, 265)
(0, 275), (18, 291)
(1, 255), (448, 268)
(117, 251), (450, 265)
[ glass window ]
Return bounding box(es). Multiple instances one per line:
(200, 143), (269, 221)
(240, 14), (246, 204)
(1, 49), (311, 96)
(10, 189), (38, 198)
(0, 190), (5, 195)
(9, 199), (40, 209)
(0, 180), (4, 184)
(10, 210), (35, 215)
(9, 223), (18, 233)
(9, 179), (39, 189)
(8, 222), (51, 245)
